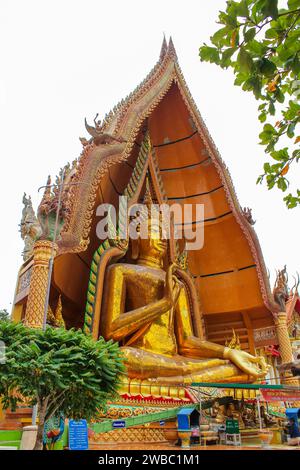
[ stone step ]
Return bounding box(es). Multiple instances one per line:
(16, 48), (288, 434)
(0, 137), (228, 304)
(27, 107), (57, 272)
(5, 408), (32, 419)
(0, 421), (23, 430)
(0, 407), (33, 431)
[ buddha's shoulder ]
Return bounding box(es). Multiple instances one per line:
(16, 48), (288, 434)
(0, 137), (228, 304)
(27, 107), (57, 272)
(106, 263), (136, 273)
(107, 263), (165, 278)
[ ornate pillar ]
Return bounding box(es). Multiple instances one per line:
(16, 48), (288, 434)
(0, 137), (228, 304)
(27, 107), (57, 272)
(275, 312), (299, 386)
(24, 240), (57, 328)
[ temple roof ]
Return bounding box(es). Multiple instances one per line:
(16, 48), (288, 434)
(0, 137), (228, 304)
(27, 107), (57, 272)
(37, 38), (279, 343)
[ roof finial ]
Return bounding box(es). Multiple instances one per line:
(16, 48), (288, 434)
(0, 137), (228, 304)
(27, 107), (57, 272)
(159, 34), (168, 62)
(168, 36), (178, 61)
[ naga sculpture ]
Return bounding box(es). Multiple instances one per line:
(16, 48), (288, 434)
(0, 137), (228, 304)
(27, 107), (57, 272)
(19, 193), (42, 261)
(242, 207), (256, 225)
(83, 114), (126, 146)
(273, 265), (289, 311)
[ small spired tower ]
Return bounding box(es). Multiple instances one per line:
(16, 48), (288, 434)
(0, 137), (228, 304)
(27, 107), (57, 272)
(273, 267), (299, 386)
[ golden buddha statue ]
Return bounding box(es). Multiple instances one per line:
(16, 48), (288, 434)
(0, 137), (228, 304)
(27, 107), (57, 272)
(211, 401), (226, 424)
(226, 402), (245, 429)
(100, 194), (268, 385)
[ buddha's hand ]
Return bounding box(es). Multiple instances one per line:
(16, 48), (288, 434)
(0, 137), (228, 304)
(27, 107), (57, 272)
(165, 263), (182, 307)
(224, 347), (269, 379)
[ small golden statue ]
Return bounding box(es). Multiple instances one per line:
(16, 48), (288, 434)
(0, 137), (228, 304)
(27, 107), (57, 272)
(260, 405), (277, 428)
(99, 189), (268, 384)
(211, 401), (226, 424)
(241, 407), (257, 428)
(47, 296), (65, 328)
(226, 402), (245, 429)
(225, 329), (241, 350)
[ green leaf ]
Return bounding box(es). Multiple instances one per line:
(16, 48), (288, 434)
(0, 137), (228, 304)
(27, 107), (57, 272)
(287, 100), (300, 116)
(247, 40), (268, 55)
(244, 27), (256, 42)
(268, 101), (276, 115)
(259, 131), (270, 144)
(259, 123), (277, 143)
(288, 0), (300, 9)
(275, 89), (285, 103)
(291, 55), (300, 75)
(199, 45), (220, 64)
(262, 0), (279, 20)
(223, 11), (238, 28)
(287, 122), (296, 137)
(277, 43), (298, 62)
(234, 72), (248, 85)
(270, 148), (289, 161)
(236, 0), (249, 17)
(245, 76), (262, 99)
(264, 123), (277, 134)
(265, 28), (279, 39)
(211, 27), (230, 46)
(266, 175), (276, 189)
(284, 194), (298, 208)
(259, 112), (267, 122)
(253, 0), (266, 17)
(277, 177), (288, 191)
(270, 163), (282, 172)
(259, 58), (277, 77)
(221, 47), (237, 68)
(238, 47), (253, 72)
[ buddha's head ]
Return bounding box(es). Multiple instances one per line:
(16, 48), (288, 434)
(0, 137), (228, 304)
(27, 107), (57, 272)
(130, 178), (168, 268)
(137, 214), (167, 267)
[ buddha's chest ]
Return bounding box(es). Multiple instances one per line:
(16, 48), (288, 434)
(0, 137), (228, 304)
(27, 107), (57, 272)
(123, 268), (177, 355)
(124, 271), (165, 310)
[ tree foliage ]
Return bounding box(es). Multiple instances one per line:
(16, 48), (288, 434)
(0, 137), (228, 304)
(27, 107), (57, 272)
(0, 322), (125, 449)
(199, 0), (300, 208)
(0, 309), (9, 322)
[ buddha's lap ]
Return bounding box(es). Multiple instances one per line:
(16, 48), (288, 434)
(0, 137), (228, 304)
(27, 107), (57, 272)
(120, 346), (240, 373)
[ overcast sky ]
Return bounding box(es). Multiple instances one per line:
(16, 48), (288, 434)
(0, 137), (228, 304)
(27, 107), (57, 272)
(0, 1), (299, 311)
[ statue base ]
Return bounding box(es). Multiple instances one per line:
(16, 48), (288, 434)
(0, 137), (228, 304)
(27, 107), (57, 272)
(118, 377), (192, 403)
(89, 379), (194, 447)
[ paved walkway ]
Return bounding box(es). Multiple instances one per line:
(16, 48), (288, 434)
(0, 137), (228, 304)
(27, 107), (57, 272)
(91, 442), (300, 451)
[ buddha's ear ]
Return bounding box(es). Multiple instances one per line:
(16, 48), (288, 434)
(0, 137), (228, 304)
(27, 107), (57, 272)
(131, 238), (140, 260)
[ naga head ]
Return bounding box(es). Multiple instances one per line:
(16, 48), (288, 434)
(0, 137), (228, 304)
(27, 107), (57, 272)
(273, 265), (289, 310)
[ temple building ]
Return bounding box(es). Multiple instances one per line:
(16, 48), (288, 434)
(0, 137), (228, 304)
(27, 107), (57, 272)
(12, 38), (299, 395)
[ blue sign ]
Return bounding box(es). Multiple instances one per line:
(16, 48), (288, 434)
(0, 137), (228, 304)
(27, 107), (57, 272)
(159, 421), (165, 426)
(112, 420), (126, 428)
(69, 419), (89, 450)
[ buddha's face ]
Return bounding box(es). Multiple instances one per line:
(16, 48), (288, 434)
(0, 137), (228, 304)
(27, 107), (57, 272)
(138, 219), (167, 262)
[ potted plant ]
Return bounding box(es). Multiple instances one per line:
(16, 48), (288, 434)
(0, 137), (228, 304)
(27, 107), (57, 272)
(177, 429), (191, 448)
